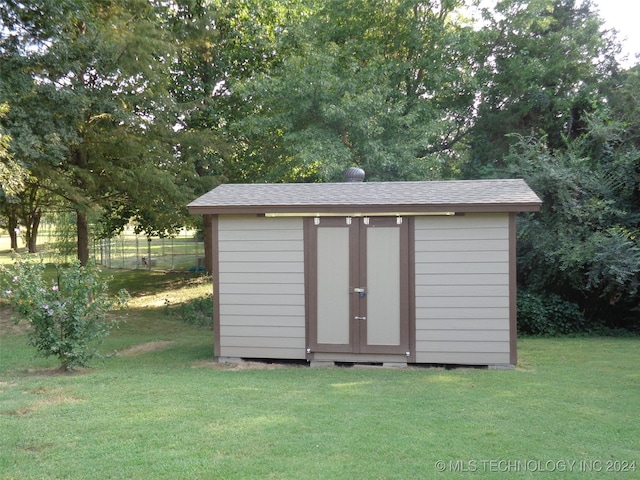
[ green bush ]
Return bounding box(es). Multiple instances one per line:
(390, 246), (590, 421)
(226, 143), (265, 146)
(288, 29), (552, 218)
(517, 289), (585, 336)
(165, 295), (213, 328)
(0, 256), (129, 370)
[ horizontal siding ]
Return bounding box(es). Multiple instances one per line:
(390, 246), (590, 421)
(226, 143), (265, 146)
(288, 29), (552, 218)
(219, 250), (303, 263)
(222, 336), (306, 348)
(220, 303), (305, 317)
(414, 226), (508, 241)
(219, 316), (306, 328)
(217, 346), (305, 360)
(414, 314), (509, 326)
(416, 329), (510, 342)
(219, 216), (302, 231)
(416, 274), (507, 286)
(416, 263), (508, 274)
(219, 272), (304, 284)
(414, 214), (511, 365)
(222, 326), (305, 338)
(414, 239), (507, 252)
(219, 240), (302, 252)
(416, 296), (508, 308)
(415, 352), (511, 365)
(220, 294), (304, 306)
(415, 250), (508, 263)
(217, 216), (306, 360)
(219, 229), (303, 241)
(416, 285), (509, 297)
(219, 262), (303, 274)
(415, 214), (507, 231)
(416, 341), (510, 353)
(219, 283), (305, 295)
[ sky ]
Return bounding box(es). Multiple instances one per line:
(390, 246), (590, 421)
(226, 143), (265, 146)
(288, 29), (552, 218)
(593, 0), (640, 66)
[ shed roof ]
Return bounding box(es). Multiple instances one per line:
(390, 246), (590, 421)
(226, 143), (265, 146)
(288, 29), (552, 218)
(188, 178), (542, 215)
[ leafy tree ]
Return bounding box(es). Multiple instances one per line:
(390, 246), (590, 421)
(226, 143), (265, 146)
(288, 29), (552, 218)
(161, 0), (314, 271)
(0, 104), (23, 250)
(229, 0), (480, 182)
(601, 64), (640, 150)
(0, 104), (22, 196)
(466, 0), (619, 176)
(506, 120), (640, 328)
(164, 0), (307, 185)
(0, 0), (191, 263)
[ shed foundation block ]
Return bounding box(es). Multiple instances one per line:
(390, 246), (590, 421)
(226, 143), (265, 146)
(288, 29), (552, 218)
(309, 360), (335, 368)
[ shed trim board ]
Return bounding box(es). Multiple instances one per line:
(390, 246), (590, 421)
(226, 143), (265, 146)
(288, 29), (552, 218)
(191, 179), (542, 367)
(211, 215), (220, 359)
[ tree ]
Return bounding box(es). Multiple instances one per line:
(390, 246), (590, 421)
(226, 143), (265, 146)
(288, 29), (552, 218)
(164, 0), (305, 185)
(228, 0), (480, 182)
(0, 105), (21, 195)
(162, 0), (310, 272)
(0, 0), (191, 263)
(0, 105), (17, 249)
(466, 0), (620, 176)
(505, 117), (640, 328)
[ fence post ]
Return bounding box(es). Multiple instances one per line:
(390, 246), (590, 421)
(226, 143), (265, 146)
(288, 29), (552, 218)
(147, 238), (152, 270)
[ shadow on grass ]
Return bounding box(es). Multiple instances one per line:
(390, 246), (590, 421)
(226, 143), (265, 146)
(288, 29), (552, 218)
(105, 269), (208, 297)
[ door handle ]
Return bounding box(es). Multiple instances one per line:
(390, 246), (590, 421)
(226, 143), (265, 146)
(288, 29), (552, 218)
(355, 316), (367, 320)
(353, 287), (366, 297)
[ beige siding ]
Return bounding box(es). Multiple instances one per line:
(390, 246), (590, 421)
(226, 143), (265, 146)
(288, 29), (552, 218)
(414, 214), (511, 365)
(218, 216), (306, 359)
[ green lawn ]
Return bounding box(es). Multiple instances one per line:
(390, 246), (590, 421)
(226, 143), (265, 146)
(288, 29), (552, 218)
(0, 271), (638, 479)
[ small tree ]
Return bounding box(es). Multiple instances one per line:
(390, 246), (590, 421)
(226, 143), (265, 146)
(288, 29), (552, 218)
(1, 256), (128, 370)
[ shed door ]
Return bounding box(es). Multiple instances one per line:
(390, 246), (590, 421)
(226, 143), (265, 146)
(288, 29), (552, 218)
(307, 217), (409, 355)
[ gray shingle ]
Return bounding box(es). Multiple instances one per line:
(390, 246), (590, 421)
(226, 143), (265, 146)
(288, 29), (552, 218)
(188, 179), (542, 214)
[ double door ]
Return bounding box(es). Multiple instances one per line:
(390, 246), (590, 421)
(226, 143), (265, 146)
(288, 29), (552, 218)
(307, 217), (410, 355)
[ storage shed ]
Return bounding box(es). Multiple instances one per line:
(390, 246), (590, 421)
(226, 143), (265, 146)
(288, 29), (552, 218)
(188, 179), (541, 368)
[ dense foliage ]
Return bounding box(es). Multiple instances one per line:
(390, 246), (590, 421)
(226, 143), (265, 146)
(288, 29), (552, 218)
(517, 289), (585, 336)
(1, 0), (639, 332)
(506, 114), (640, 332)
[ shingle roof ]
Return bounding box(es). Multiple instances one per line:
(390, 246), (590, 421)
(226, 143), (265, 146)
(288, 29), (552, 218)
(188, 179), (542, 215)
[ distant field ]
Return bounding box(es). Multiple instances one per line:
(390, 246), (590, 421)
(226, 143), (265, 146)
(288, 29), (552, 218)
(0, 234), (13, 252)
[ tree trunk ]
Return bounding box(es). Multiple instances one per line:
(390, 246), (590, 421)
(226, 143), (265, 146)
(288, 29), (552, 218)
(9, 228), (18, 251)
(8, 217), (18, 251)
(26, 210), (41, 253)
(77, 209), (90, 265)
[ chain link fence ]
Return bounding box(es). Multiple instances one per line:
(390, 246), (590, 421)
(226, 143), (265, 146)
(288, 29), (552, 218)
(2, 224), (205, 272)
(91, 229), (205, 272)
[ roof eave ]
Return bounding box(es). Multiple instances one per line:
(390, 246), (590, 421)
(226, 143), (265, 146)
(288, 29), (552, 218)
(187, 202), (542, 216)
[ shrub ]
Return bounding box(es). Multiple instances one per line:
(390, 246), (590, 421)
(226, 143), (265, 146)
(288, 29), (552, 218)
(165, 295), (213, 328)
(517, 289), (585, 336)
(0, 256), (129, 370)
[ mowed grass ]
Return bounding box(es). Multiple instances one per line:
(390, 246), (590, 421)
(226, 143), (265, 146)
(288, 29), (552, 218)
(0, 271), (639, 479)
